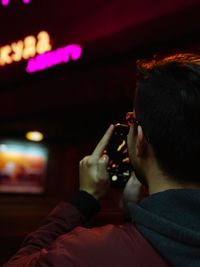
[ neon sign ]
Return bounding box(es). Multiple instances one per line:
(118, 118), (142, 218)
(0, 31), (52, 66)
(26, 44), (82, 73)
(1, 0), (31, 6)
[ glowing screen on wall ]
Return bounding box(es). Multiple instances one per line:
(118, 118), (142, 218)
(0, 140), (48, 193)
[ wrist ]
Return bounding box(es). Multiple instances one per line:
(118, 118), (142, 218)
(79, 187), (107, 200)
(70, 190), (101, 220)
(79, 188), (96, 200)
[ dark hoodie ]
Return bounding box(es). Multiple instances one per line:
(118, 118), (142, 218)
(128, 189), (200, 267)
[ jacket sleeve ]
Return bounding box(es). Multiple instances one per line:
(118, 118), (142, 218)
(3, 191), (100, 267)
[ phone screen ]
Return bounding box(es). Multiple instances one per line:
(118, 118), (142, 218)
(106, 123), (133, 190)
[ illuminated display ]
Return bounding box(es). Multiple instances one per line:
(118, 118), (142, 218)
(1, 0), (31, 6)
(26, 44), (82, 73)
(0, 31), (52, 66)
(0, 140), (48, 194)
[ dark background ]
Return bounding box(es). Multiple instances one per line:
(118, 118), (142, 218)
(0, 0), (200, 264)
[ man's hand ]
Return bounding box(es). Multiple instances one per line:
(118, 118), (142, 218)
(119, 172), (142, 210)
(123, 172), (142, 203)
(79, 125), (115, 200)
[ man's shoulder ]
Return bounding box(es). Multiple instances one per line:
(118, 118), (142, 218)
(58, 223), (137, 246)
(38, 223), (169, 267)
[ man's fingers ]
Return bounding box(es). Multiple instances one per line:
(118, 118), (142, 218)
(97, 155), (110, 181)
(92, 124), (115, 158)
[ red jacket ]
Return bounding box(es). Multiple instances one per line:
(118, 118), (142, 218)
(3, 202), (169, 267)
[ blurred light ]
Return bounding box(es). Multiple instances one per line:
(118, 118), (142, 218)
(11, 41), (24, 62)
(0, 144), (8, 152)
(23, 36), (36, 59)
(122, 157), (130, 163)
(117, 140), (126, 152)
(111, 175), (118, 181)
(0, 31), (52, 66)
(1, 0), (31, 6)
(2, 0), (9, 6)
(26, 131), (44, 142)
(26, 44), (82, 73)
(22, 0), (31, 4)
(36, 31), (52, 54)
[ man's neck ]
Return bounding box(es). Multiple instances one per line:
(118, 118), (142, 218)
(144, 159), (200, 194)
(148, 173), (200, 195)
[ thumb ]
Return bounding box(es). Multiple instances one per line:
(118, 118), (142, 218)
(123, 172), (142, 203)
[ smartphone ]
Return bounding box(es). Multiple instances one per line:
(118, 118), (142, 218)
(106, 123), (133, 190)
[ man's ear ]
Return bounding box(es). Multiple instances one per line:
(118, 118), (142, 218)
(135, 126), (147, 157)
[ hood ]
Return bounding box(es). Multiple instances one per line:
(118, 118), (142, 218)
(128, 189), (200, 267)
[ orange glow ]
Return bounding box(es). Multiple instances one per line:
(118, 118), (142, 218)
(26, 131), (44, 142)
(36, 31), (52, 54)
(0, 45), (12, 65)
(0, 31), (52, 66)
(23, 35), (37, 59)
(11, 41), (24, 62)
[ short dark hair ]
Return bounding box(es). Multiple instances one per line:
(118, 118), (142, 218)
(134, 53), (200, 184)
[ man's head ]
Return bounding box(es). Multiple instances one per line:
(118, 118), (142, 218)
(128, 53), (200, 188)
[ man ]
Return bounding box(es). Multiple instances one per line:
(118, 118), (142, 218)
(4, 53), (200, 267)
